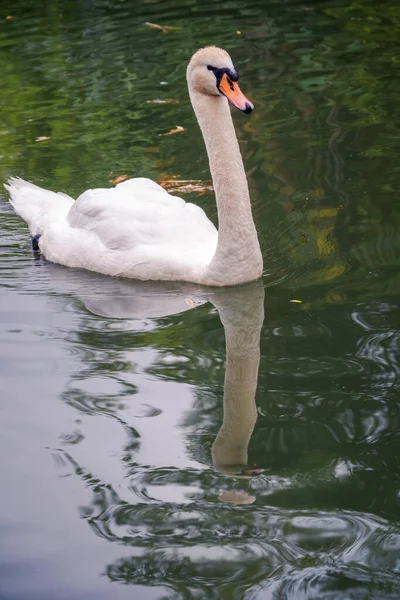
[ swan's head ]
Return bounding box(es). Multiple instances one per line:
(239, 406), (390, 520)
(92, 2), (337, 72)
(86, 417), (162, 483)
(187, 46), (254, 114)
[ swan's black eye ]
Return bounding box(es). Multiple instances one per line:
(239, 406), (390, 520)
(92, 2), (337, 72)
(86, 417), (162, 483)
(206, 65), (239, 83)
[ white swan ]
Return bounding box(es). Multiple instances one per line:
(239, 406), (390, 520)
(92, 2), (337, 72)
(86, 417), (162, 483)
(5, 46), (263, 287)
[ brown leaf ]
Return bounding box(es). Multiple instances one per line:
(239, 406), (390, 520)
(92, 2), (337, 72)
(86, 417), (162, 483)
(6, 15), (13, 20)
(158, 179), (213, 195)
(146, 98), (179, 104)
(35, 136), (50, 142)
(163, 125), (185, 136)
(144, 22), (180, 33)
(110, 174), (129, 185)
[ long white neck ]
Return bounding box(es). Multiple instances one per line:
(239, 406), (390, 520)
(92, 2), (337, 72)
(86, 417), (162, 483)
(189, 91), (263, 286)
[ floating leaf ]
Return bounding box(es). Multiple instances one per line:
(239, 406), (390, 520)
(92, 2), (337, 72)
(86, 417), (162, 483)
(236, 30), (242, 35)
(144, 22), (181, 33)
(35, 136), (50, 142)
(146, 98), (179, 104)
(110, 174), (129, 185)
(6, 15), (13, 20)
(163, 125), (185, 136)
(218, 490), (256, 505)
(158, 178), (213, 195)
(290, 299), (303, 304)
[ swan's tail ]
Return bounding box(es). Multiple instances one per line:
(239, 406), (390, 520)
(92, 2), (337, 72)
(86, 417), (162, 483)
(5, 177), (74, 236)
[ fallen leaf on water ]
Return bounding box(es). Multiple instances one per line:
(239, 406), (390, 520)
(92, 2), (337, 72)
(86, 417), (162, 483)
(110, 174), (129, 185)
(35, 136), (50, 142)
(236, 30), (241, 35)
(289, 299), (303, 304)
(158, 178), (213, 195)
(146, 98), (179, 104)
(144, 22), (181, 33)
(163, 125), (185, 136)
(218, 490), (256, 505)
(6, 15), (13, 20)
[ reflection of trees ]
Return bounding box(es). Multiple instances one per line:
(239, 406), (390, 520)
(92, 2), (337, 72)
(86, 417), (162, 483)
(241, 1), (400, 284)
(55, 448), (400, 599)
(56, 267), (400, 519)
(3, 0), (400, 281)
(48, 270), (400, 596)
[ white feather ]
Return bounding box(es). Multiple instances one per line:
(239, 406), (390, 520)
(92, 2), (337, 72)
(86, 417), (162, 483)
(5, 176), (218, 282)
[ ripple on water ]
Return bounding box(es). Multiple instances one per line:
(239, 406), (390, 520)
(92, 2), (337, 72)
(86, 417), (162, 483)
(75, 498), (400, 598)
(352, 304), (400, 389)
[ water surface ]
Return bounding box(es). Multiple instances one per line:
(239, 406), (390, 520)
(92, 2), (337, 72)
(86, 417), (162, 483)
(1, 1), (400, 598)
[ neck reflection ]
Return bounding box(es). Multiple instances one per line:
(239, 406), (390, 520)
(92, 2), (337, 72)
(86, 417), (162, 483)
(48, 265), (265, 492)
(206, 283), (264, 504)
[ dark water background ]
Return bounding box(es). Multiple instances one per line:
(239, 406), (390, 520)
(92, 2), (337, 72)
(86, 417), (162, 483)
(1, 0), (400, 598)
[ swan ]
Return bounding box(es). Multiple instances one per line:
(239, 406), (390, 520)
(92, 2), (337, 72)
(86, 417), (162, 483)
(5, 46), (263, 287)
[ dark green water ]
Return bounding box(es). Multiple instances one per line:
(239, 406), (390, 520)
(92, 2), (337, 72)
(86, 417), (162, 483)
(1, 1), (400, 598)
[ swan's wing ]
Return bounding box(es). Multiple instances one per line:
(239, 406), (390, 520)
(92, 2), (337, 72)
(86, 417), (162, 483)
(67, 177), (217, 251)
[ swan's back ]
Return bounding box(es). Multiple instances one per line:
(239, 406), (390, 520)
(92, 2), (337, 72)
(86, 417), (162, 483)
(6, 176), (218, 283)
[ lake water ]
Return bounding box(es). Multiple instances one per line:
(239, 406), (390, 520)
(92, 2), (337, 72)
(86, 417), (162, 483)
(1, 1), (400, 598)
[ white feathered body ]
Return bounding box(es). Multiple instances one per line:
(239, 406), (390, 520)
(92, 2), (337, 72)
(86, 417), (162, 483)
(6, 177), (218, 283)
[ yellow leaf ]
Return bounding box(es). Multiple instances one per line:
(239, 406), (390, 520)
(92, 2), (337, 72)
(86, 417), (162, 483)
(163, 125), (185, 136)
(289, 299), (303, 304)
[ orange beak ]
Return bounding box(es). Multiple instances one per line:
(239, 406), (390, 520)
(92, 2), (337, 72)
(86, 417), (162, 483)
(218, 72), (254, 114)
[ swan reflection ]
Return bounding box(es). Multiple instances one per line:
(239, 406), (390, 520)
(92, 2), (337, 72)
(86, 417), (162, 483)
(47, 265), (264, 483)
(44, 265), (400, 596)
(210, 281), (265, 503)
